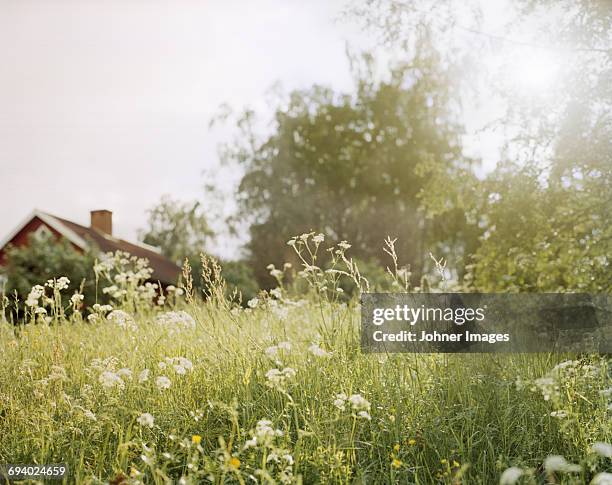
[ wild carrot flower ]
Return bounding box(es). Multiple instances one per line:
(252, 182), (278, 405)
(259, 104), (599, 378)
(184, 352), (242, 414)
(138, 369), (150, 383)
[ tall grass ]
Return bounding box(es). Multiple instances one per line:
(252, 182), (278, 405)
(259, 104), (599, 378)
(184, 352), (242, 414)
(0, 237), (610, 484)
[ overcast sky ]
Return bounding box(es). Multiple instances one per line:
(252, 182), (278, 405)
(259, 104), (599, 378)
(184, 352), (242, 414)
(0, 0), (510, 258)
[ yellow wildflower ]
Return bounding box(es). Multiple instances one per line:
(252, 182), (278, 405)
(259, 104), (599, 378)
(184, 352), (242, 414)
(192, 435), (202, 445)
(408, 438), (416, 446)
(391, 458), (402, 469)
(229, 456), (241, 470)
(393, 443), (400, 452)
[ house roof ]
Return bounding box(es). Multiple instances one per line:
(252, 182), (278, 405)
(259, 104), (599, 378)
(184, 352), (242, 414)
(1, 210), (181, 284)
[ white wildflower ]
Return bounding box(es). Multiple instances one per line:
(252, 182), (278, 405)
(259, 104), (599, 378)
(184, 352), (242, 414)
(499, 467), (523, 485)
(138, 369), (150, 383)
(333, 393), (347, 411)
(25, 285), (45, 307)
(156, 311), (196, 333)
(98, 371), (124, 390)
(247, 297), (259, 308)
(592, 472), (612, 485)
(357, 411), (371, 420)
(308, 343), (331, 358)
(265, 367), (296, 389)
(137, 413), (155, 428)
(348, 394), (371, 412)
(550, 410), (568, 419)
(544, 455), (580, 473)
(117, 368), (133, 379)
(107, 310), (137, 331)
(155, 376), (171, 390)
(83, 409), (97, 421)
(592, 442), (612, 458)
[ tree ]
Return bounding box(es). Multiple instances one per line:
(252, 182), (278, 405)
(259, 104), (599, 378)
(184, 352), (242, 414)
(2, 232), (98, 308)
(139, 196), (214, 265)
(347, 0), (612, 292)
(225, 47), (478, 286)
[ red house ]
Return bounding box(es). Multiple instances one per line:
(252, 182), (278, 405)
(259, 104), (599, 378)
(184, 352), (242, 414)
(0, 209), (181, 285)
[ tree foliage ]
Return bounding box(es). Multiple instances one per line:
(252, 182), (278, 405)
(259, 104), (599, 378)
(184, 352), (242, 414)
(228, 47), (478, 285)
(140, 196), (214, 265)
(2, 232), (98, 307)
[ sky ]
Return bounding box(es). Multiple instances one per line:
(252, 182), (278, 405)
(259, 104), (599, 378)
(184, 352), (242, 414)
(0, 0), (520, 259)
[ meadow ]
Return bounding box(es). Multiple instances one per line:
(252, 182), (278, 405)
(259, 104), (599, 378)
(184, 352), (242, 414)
(0, 236), (610, 484)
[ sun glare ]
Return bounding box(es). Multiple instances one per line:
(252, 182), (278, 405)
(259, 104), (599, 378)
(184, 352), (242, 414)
(510, 51), (561, 92)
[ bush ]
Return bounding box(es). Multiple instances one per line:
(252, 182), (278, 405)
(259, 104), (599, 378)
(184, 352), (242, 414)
(1, 232), (98, 312)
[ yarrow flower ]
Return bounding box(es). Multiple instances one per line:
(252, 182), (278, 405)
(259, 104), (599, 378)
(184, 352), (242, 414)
(98, 371), (125, 390)
(308, 343), (331, 358)
(107, 310), (137, 331)
(70, 293), (84, 306)
(333, 393), (347, 411)
(137, 412), (155, 428)
(592, 472), (612, 485)
(333, 393), (371, 419)
(499, 467), (523, 485)
(161, 356), (193, 375)
(265, 367), (296, 390)
(138, 369), (150, 383)
(592, 442), (612, 458)
(116, 368), (133, 379)
(550, 410), (568, 419)
(46, 277), (70, 290)
(243, 419), (284, 449)
(155, 311), (196, 334)
(543, 455), (580, 473)
(155, 376), (171, 390)
(25, 285), (45, 308)
(247, 297), (259, 309)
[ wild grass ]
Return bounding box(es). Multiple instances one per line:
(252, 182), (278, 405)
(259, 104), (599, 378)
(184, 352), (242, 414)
(0, 236), (610, 484)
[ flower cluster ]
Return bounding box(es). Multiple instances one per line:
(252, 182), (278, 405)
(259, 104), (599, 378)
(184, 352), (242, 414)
(243, 419), (294, 484)
(107, 309), (137, 331)
(155, 311), (196, 334)
(308, 343), (331, 358)
(265, 367), (297, 391)
(158, 356), (193, 375)
(333, 393), (371, 420)
(264, 341), (291, 365)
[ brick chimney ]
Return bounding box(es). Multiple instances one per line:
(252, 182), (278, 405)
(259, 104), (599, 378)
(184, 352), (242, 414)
(90, 210), (112, 235)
